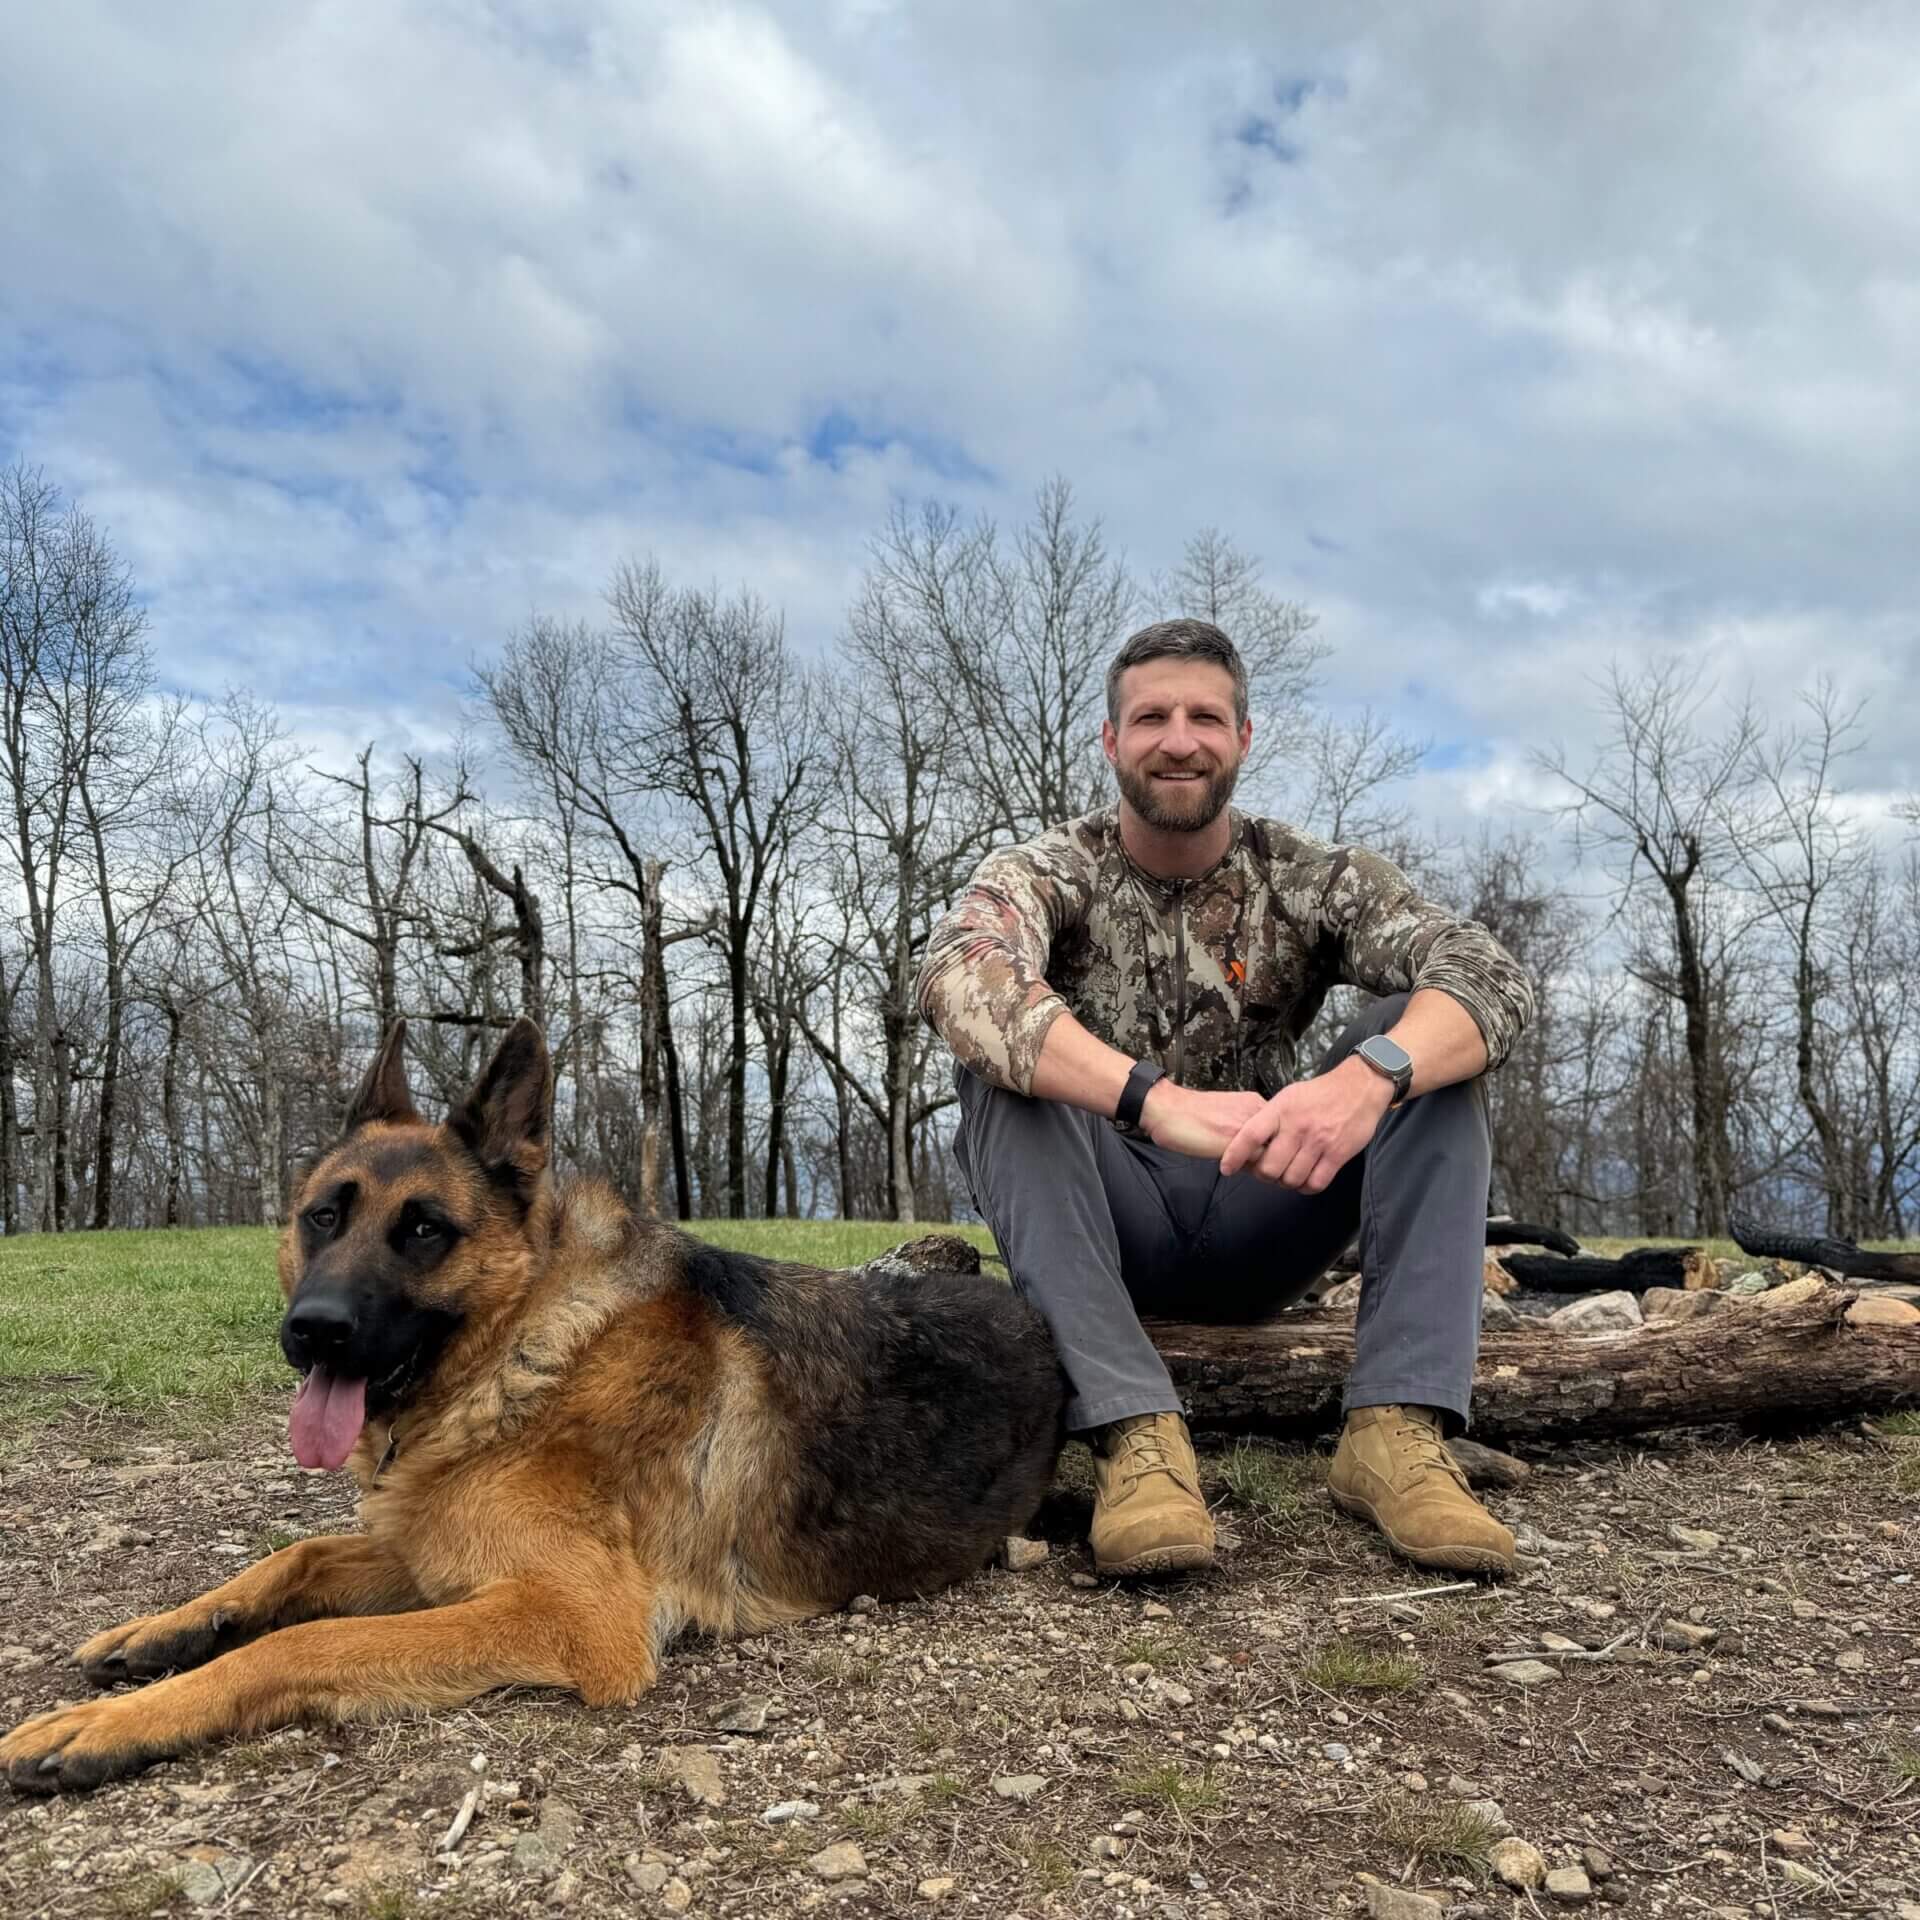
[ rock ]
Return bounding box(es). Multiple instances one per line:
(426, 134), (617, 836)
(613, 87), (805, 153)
(1581, 1845), (1615, 1881)
(628, 1863), (671, 1894)
(710, 1694), (771, 1733)
(1483, 1250), (1516, 1295)
(1365, 1887), (1444, 1920)
(1768, 1828), (1814, 1858)
(1726, 1271), (1771, 1296)
(656, 1746), (726, 1807)
(1777, 1861), (1823, 1889)
(1642, 1286), (1726, 1324)
(1323, 1743), (1351, 1763)
(1480, 1289), (1521, 1331)
(1448, 1437), (1529, 1487)
(1667, 1523), (1722, 1554)
(1540, 1632), (1585, 1653)
(1835, 1646), (1866, 1673)
(1464, 1799), (1511, 1836)
(763, 1800), (820, 1824)
(1488, 1838), (1546, 1889)
(846, 1593), (878, 1615)
(549, 1868), (581, 1906)
(1750, 1275), (1826, 1312)
(513, 1800), (578, 1878)
(1660, 1619), (1718, 1651)
(1490, 1660), (1560, 1688)
(808, 1841), (868, 1882)
(1846, 1295), (1920, 1327)
(1001, 1536), (1049, 1571)
(1141, 1600), (1173, 1620)
(992, 1773), (1048, 1801)
(917, 1878), (957, 1902)
(661, 1880), (693, 1913)
(1321, 1276), (1364, 1312)
(1070, 1571), (1100, 1589)
(1545, 1865), (1592, 1902)
(1549, 1291), (1642, 1334)
(166, 1854), (253, 1907)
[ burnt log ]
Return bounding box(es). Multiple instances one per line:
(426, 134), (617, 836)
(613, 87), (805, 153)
(1730, 1212), (1920, 1285)
(1146, 1289), (1918, 1445)
(1485, 1217), (1582, 1257)
(1498, 1246), (1709, 1294)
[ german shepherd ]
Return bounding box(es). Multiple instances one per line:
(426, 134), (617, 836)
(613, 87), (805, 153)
(2, 1019), (1066, 1792)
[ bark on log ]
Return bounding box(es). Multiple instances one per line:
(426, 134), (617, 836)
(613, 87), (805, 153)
(1730, 1212), (1920, 1284)
(1145, 1291), (1919, 1445)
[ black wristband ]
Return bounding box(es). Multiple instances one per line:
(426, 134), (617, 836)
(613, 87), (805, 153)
(1115, 1060), (1166, 1130)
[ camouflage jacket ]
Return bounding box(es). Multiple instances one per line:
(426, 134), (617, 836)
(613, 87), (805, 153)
(916, 807), (1534, 1102)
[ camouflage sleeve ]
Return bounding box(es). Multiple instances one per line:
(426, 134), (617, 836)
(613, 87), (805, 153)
(1317, 846), (1536, 1070)
(915, 833), (1093, 1094)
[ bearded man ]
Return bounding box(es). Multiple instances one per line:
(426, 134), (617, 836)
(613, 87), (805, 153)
(915, 619), (1535, 1579)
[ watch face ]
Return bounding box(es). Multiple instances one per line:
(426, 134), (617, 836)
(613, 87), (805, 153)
(1362, 1036), (1412, 1076)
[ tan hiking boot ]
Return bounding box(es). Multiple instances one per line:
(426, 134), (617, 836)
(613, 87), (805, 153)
(1328, 1405), (1515, 1576)
(1089, 1411), (1215, 1577)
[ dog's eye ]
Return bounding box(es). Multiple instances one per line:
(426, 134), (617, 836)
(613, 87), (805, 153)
(306, 1207), (337, 1233)
(411, 1219), (443, 1241)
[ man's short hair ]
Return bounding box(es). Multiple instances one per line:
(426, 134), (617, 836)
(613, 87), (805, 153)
(1105, 619), (1249, 727)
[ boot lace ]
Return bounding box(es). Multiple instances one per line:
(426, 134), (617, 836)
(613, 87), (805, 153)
(1109, 1416), (1193, 1494)
(1392, 1412), (1469, 1492)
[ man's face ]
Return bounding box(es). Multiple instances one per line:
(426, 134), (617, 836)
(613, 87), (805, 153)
(1102, 658), (1251, 833)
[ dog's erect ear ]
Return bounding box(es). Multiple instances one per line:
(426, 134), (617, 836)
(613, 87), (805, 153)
(447, 1017), (552, 1190)
(343, 1020), (419, 1134)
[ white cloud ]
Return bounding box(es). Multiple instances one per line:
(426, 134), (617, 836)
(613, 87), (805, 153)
(0, 0), (1914, 845)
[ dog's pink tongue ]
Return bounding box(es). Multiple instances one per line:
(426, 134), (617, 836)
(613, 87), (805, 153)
(289, 1368), (368, 1471)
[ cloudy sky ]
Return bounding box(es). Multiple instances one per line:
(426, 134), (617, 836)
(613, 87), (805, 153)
(4, 0), (1916, 842)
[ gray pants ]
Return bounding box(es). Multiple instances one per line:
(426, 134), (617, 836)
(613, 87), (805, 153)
(951, 994), (1491, 1434)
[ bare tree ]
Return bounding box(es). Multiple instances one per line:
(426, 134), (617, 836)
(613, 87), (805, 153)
(1725, 679), (1871, 1234)
(603, 562), (821, 1218)
(1537, 660), (1765, 1236)
(872, 479), (1136, 842)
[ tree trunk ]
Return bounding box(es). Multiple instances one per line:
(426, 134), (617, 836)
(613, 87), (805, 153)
(726, 929), (748, 1218)
(162, 1002), (185, 1228)
(0, 969), (16, 1236)
(50, 1022), (71, 1231)
(91, 948), (124, 1231)
(258, 1067), (284, 1226)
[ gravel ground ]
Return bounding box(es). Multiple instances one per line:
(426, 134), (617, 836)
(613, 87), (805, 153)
(1, 1399), (1916, 1920)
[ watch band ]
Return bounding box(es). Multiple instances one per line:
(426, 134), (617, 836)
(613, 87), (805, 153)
(1115, 1059), (1166, 1130)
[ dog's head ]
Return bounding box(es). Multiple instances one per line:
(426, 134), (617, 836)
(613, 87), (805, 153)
(276, 1016), (553, 1470)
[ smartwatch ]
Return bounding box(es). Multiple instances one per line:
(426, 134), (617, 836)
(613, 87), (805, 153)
(1353, 1034), (1414, 1107)
(1115, 1059), (1166, 1130)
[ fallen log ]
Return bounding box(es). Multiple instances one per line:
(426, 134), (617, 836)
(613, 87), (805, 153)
(1145, 1289), (1919, 1445)
(1730, 1212), (1920, 1285)
(857, 1235), (1919, 1445)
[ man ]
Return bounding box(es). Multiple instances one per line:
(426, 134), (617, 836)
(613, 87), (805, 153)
(916, 619), (1535, 1579)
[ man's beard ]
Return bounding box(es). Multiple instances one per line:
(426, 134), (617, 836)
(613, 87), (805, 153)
(1115, 757), (1241, 833)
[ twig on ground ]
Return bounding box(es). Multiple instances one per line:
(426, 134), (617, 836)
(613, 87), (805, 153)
(1332, 1580), (1478, 1606)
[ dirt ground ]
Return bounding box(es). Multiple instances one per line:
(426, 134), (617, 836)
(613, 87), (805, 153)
(1, 1400), (1915, 1920)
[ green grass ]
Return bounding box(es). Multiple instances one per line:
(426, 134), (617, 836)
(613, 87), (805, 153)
(1113, 1762), (1222, 1817)
(1874, 1411), (1920, 1439)
(0, 1218), (996, 1432)
(1885, 1741), (1920, 1785)
(1302, 1636), (1423, 1693)
(1377, 1792), (1503, 1873)
(1212, 1439), (1325, 1525)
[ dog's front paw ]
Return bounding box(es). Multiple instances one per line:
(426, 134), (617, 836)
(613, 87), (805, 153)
(2, 1696), (180, 1794)
(75, 1606), (240, 1688)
